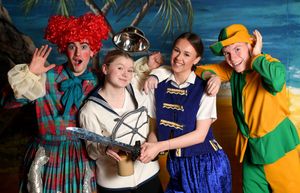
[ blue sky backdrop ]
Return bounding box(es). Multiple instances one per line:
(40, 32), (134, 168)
(4, 0), (300, 88)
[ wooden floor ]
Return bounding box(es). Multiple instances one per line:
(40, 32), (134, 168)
(0, 97), (242, 193)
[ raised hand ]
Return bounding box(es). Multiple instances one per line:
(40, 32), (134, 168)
(148, 52), (164, 70)
(29, 45), (56, 75)
(251, 30), (263, 57)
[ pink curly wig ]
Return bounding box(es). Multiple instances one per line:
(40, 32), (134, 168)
(44, 13), (110, 53)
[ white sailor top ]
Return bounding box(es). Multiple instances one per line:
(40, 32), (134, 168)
(79, 82), (159, 189)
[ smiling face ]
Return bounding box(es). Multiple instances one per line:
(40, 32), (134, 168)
(222, 42), (252, 73)
(171, 38), (201, 80)
(102, 56), (134, 89)
(66, 41), (94, 76)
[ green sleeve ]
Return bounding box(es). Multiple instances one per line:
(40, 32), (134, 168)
(252, 54), (286, 95)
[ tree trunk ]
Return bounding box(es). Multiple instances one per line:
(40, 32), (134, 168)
(101, 1), (113, 15)
(83, 0), (115, 35)
(130, 0), (155, 26)
(83, 0), (116, 73)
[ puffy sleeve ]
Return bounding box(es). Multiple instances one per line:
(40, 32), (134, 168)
(150, 65), (172, 82)
(131, 57), (157, 118)
(8, 64), (46, 100)
(132, 56), (150, 91)
(146, 89), (156, 119)
(196, 93), (217, 122)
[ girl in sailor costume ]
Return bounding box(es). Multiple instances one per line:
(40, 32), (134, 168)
(79, 49), (163, 193)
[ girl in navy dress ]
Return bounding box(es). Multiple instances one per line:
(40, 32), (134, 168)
(140, 32), (232, 193)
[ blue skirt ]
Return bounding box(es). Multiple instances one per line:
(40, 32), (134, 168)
(165, 150), (231, 193)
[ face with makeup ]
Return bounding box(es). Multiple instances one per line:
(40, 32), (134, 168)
(66, 41), (94, 76)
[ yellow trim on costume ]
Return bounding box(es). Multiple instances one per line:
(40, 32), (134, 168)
(175, 148), (181, 157)
(163, 103), (184, 111)
(159, 119), (184, 130)
(209, 139), (223, 151)
(166, 88), (188, 95)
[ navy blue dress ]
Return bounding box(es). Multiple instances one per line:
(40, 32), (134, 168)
(155, 76), (232, 193)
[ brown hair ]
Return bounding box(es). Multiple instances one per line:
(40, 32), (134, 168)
(172, 32), (204, 71)
(98, 49), (133, 83)
(172, 32), (204, 57)
(103, 49), (133, 66)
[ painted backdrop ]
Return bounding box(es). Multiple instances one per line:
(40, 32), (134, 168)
(1, 0), (300, 192)
(4, 0), (300, 86)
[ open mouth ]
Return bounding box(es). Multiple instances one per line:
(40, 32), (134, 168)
(74, 59), (83, 66)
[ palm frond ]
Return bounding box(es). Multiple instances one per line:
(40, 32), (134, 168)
(21, 0), (40, 14)
(54, 0), (74, 17)
(155, 0), (193, 35)
(114, 0), (145, 22)
(115, 0), (143, 14)
(102, 0), (117, 5)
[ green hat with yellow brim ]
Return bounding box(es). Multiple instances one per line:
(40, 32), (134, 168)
(210, 24), (253, 56)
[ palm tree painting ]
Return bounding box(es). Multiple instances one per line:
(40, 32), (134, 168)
(1, 1), (300, 193)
